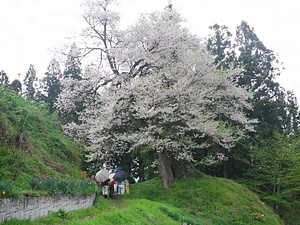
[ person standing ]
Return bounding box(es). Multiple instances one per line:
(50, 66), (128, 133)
(117, 180), (125, 195)
(114, 167), (127, 195)
(108, 169), (116, 198)
(100, 178), (109, 198)
(125, 179), (130, 194)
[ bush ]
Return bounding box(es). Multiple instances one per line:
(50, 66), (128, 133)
(29, 177), (98, 196)
(0, 177), (98, 199)
(0, 180), (20, 198)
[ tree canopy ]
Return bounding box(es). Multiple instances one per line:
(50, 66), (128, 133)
(56, 0), (257, 187)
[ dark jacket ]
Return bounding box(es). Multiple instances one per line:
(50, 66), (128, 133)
(100, 179), (110, 187)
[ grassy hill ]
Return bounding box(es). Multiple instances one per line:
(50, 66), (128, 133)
(0, 86), (283, 224)
(0, 86), (84, 189)
(1, 176), (283, 225)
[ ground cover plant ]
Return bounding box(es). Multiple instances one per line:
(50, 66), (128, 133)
(0, 86), (85, 190)
(0, 176), (283, 225)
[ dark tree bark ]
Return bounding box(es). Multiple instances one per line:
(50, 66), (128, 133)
(158, 152), (197, 188)
(223, 160), (228, 178)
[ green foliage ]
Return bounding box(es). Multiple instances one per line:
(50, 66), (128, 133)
(23, 64), (38, 100)
(0, 70), (9, 85)
(63, 43), (82, 80)
(159, 206), (202, 225)
(0, 85), (84, 188)
(40, 59), (62, 113)
(56, 209), (69, 220)
(0, 177), (283, 225)
(127, 177), (283, 225)
(245, 132), (300, 224)
(0, 180), (20, 198)
(10, 79), (22, 93)
(0, 177), (98, 199)
(28, 177), (98, 196)
(206, 22), (300, 225)
(1, 218), (31, 225)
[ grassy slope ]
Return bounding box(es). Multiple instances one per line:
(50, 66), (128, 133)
(0, 86), (283, 224)
(127, 176), (283, 225)
(0, 86), (84, 188)
(1, 176), (283, 225)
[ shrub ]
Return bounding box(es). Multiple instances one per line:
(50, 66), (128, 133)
(57, 208), (69, 219)
(0, 180), (20, 198)
(29, 177), (98, 197)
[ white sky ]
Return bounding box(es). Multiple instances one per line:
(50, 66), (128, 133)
(0, 0), (299, 100)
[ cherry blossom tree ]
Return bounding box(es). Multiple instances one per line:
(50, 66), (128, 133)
(56, 0), (257, 187)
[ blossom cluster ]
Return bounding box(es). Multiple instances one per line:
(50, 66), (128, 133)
(56, 0), (257, 166)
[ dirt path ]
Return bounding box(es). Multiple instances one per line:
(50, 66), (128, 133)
(110, 194), (126, 208)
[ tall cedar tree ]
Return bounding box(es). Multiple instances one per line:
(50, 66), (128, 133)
(59, 43), (83, 124)
(206, 21), (300, 178)
(0, 70), (9, 85)
(207, 22), (300, 225)
(64, 43), (82, 80)
(23, 64), (38, 100)
(10, 79), (22, 93)
(40, 59), (62, 113)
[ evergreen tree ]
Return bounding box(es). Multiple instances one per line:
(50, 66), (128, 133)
(59, 44), (84, 124)
(246, 133), (300, 224)
(64, 43), (82, 80)
(40, 59), (62, 113)
(23, 64), (38, 100)
(207, 24), (235, 70)
(206, 21), (300, 178)
(0, 70), (9, 85)
(10, 79), (22, 93)
(233, 21), (298, 136)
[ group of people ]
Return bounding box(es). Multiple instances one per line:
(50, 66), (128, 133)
(98, 167), (129, 199)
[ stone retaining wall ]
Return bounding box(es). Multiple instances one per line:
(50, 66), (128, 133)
(0, 194), (96, 222)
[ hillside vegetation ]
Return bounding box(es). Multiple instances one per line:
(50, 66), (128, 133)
(0, 86), (84, 189)
(0, 85), (283, 224)
(1, 176), (283, 225)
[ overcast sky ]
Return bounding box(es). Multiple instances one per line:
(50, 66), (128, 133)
(0, 0), (299, 99)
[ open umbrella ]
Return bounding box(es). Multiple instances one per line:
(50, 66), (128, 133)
(113, 170), (128, 182)
(95, 169), (110, 182)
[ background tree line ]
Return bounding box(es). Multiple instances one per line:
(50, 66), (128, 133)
(205, 22), (300, 224)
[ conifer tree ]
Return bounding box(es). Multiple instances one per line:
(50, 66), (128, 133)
(59, 44), (84, 123)
(10, 79), (22, 93)
(23, 64), (38, 100)
(63, 43), (82, 80)
(40, 59), (62, 113)
(0, 70), (9, 85)
(206, 21), (300, 178)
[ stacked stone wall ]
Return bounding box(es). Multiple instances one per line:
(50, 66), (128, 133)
(0, 194), (96, 221)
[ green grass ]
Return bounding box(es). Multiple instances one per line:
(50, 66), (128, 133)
(127, 176), (283, 224)
(0, 176), (284, 225)
(0, 86), (84, 189)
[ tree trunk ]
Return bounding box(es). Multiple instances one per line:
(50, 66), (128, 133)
(158, 152), (197, 188)
(158, 152), (174, 188)
(223, 161), (228, 179)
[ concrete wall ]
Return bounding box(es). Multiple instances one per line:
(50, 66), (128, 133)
(0, 194), (96, 222)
